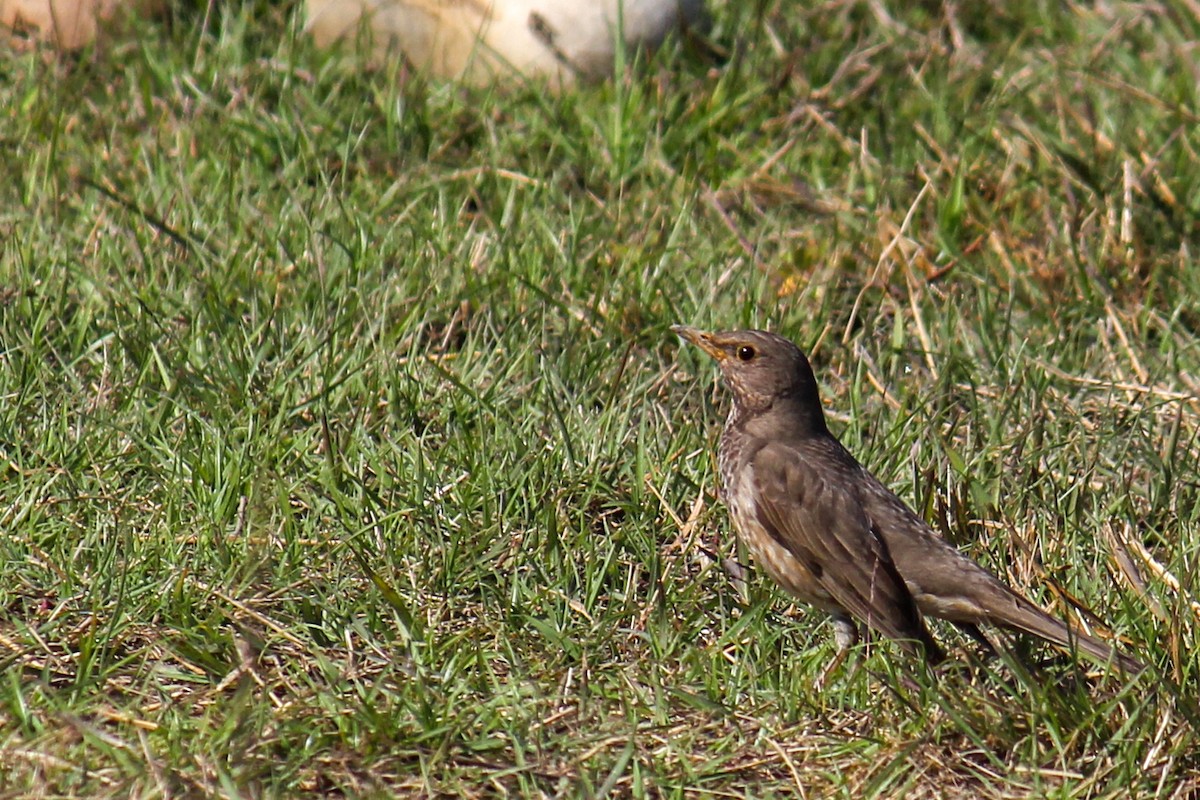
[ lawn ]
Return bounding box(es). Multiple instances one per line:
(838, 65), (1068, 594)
(1, 0), (1198, 796)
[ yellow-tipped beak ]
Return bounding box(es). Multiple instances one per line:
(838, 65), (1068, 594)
(671, 325), (728, 361)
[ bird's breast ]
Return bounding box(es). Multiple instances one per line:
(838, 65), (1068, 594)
(723, 461), (841, 613)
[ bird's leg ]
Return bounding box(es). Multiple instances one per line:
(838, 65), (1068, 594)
(815, 615), (860, 689)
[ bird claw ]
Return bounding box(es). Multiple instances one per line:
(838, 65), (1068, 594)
(813, 645), (862, 691)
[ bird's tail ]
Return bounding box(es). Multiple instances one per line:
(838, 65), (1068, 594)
(989, 595), (1144, 674)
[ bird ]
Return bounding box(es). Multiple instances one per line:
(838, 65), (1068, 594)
(671, 325), (1144, 678)
(305, 0), (705, 90)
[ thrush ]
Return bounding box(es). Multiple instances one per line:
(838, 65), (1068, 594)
(672, 325), (1143, 676)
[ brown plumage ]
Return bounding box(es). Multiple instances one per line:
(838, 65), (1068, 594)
(672, 325), (1143, 675)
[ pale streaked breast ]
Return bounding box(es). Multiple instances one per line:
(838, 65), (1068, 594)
(724, 465), (841, 614)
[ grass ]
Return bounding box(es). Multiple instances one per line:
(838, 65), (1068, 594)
(1, 0), (1199, 796)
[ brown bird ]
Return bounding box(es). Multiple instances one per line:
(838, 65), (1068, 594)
(672, 325), (1143, 677)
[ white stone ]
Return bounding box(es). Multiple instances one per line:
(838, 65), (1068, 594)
(306, 0), (705, 88)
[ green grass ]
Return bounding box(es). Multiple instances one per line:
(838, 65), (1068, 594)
(2, 0), (1199, 796)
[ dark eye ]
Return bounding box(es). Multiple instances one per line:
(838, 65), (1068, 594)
(737, 345), (756, 361)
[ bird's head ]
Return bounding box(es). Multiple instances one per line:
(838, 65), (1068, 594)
(671, 326), (826, 429)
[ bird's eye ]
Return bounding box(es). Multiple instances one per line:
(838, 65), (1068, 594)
(737, 345), (756, 361)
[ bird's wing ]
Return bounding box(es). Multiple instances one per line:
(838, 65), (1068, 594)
(749, 440), (933, 650)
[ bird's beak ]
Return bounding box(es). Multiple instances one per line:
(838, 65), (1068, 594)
(671, 325), (728, 361)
